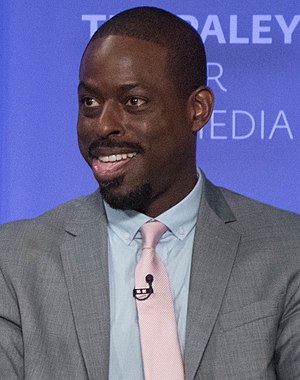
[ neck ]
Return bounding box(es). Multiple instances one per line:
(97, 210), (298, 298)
(143, 170), (199, 218)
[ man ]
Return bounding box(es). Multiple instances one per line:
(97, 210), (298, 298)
(0, 6), (300, 380)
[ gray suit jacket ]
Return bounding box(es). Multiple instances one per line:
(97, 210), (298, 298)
(1, 175), (300, 379)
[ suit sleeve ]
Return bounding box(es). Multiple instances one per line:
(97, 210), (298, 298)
(0, 257), (24, 378)
(275, 274), (300, 379)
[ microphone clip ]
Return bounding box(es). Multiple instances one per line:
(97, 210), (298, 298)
(133, 274), (154, 301)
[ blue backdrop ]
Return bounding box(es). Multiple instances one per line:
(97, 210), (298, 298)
(1, 1), (299, 223)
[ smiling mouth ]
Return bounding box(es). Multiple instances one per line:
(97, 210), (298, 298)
(91, 151), (137, 181)
(98, 152), (137, 162)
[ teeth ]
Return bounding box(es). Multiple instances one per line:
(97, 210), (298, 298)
(99, 152), (137, 162)
(108, 155), (116, 162)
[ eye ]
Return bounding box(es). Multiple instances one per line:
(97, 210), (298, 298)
(82, 97), (100, 107)
(125, 97), (146, 107)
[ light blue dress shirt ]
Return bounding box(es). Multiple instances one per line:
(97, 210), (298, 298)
(105, 172), (202, 380)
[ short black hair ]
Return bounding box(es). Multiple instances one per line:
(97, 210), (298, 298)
(86, 7), (207, 98)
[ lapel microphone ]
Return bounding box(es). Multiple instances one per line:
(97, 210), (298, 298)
(133, 274), (154, 301)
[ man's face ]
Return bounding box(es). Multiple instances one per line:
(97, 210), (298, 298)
(77, 35), (200, 216)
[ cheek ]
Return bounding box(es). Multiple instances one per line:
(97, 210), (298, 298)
(77, 114), (96, 141)
(77, 119), (92, 160)
(147, 118), (186, 151)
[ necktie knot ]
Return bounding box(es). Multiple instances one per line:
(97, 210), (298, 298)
(140, 221), (168, 250)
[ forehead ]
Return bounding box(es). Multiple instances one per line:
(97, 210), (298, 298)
(80, 35), (169, 86)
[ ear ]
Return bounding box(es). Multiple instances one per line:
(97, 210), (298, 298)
(189, 87), (214, 133)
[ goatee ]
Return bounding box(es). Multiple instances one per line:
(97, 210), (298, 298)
(99, 176), (153, 213)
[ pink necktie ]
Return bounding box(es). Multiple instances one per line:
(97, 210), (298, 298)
(134, 221), (184, 380)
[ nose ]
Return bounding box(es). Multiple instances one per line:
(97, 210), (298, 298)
(97, 100), (124, 138)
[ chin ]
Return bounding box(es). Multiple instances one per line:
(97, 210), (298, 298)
(99, 179), (153, 213)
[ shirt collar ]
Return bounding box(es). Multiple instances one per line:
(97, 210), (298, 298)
(104, 170), (202, 244)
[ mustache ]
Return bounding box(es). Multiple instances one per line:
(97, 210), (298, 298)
(88, 138), (144, 156)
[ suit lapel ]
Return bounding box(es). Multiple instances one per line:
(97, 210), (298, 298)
(184, 177), (241, 380)
(60, 191), (110, 380)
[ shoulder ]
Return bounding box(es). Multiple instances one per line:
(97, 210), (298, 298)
(219, 186), (300, 228)
(0, 191), (104, 264)
(1, 192), (92, 232)
(0, 191), (101, 229)
(202, 175), (300, 231)
(201, 175), (300, 251)
(212, 186), (300, 257)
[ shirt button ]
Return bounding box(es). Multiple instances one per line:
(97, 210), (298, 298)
(124, 232), (130, 240)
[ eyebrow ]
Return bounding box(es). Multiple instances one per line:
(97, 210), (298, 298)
(77, 82), (98, 94)
(77, 81), (151, 95)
